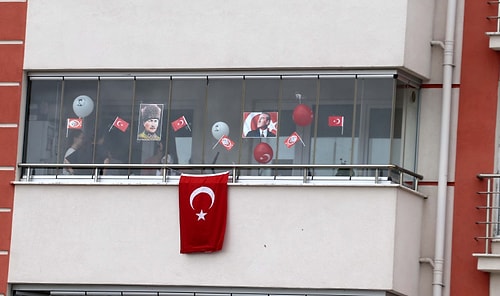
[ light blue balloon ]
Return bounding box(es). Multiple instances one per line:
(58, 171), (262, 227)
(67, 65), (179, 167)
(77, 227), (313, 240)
(211, 121), (229, 140)
(73, 95), (94, 118)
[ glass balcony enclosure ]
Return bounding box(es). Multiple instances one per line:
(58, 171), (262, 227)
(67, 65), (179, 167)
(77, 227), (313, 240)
(22, 71), (420, 179)
(14, 71), (425, 296)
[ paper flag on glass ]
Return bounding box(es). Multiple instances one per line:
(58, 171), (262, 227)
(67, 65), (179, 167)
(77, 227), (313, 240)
(219, 135), (235, 151)
(328, 116), (344, 127)
(172, 116), (188, 131)
(284, 131), (303, 148)
(67, 118), (83, 129)
(112, 116), (129, 132)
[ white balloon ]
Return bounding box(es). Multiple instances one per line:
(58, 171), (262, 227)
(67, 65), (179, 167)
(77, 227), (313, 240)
(73, 95), (94, 118)
(211, 121), (230, 140)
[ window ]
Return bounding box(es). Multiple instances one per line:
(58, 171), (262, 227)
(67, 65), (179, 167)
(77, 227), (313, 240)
(22, 72), (420, 176)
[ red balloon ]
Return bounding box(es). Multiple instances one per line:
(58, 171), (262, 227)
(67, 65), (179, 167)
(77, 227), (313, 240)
(293, 104), (314, 126)
(253, 142), (273, 164)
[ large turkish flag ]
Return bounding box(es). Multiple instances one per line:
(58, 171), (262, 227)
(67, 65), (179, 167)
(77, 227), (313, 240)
(178, 171), (229, 253)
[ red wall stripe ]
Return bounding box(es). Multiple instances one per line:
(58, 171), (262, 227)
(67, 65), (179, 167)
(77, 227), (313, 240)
(0, 45), (24, 81)
(0, 255), (7, 294)
(0, 212), (12, 251)
(0, 3), (27, 40)
(418, 181), (455, 187)
(0, 87), (21, 123)
(0, 128), (19, 166)
(0, 171), (15, 208)
(0, 2), (26, 296)
(421, 84), (460, 88)
(450, 0), (499, 295)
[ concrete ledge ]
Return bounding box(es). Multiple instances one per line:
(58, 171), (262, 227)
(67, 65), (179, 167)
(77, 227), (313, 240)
(487, 32), (500, 50)
(474, 253), (500, 272)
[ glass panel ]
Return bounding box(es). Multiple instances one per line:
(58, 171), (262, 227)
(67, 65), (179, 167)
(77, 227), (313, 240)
(281, 77), (317, 169)
(354, 77), (394, 171)
(403, 88), (419, 171)
(242, 77), (280, 175)
(170, 78), (207, 171)
(314, 76), (356, 176)
(96, 79), (135, 175)
(61, 79), (99, 175)
(392, 83), (419, 172)
(24, 79), (62, 175)
(132, 79), (170, 176)
(204, 78), (243, 169)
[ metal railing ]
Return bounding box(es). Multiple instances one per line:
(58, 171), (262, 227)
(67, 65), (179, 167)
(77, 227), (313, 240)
(476, 173), (500, 253)
(488, 1), (500, 32)
(18, 163), (423, 191)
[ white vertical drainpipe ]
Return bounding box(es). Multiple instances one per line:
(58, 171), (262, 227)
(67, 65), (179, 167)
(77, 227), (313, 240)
(431, 0), (458, 294)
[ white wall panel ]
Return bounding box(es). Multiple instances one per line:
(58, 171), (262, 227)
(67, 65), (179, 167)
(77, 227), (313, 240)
(404, 0), (434, 77)
(9, 184), (424, 295)
(24, 0), (418, 73)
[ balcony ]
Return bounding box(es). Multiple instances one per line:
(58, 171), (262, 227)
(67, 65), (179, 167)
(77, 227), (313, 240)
(474, 174), (500, 272)
(487, 1), (500, 50)
(9, 164), (425, 296)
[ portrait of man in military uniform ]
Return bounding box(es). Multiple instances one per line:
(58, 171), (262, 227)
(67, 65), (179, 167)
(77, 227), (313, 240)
(137, 103), (163, 141)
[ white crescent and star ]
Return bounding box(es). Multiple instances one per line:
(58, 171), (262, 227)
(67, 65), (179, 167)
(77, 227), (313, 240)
(69, 119), (81, 127)
(243, 112), (260, 134)
(189, 186), (216, 221)
(267, 120), (277, 133)
(221, 138), (231, 147)
(260, 153), (271, 163)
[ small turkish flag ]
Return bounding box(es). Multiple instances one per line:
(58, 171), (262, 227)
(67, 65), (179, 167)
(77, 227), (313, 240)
(328, 116), (344, 127)
(171, 116), (188, 132)
(284, 132), (301, 148)
(219, 135), (235, 151)
(67, 118), (83, 129)
(112, 116), (129, 132)
(179, 172), (229, 253)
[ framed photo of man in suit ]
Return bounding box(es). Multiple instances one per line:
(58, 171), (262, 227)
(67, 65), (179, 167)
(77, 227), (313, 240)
(242, 111), (278, 138)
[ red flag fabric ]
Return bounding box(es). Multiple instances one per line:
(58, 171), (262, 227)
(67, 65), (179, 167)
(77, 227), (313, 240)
(219, 135), (235, 151)
(171, 116), (188, 131)
(67, 118), (83, 129)
(112, 116), (129, 132)
(284, 131), (300, 148)
(179, 172), (229, 253)
(328, 116), (344, 127)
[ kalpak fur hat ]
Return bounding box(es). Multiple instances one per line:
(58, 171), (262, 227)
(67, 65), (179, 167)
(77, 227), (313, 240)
(141, 104), (161, 122)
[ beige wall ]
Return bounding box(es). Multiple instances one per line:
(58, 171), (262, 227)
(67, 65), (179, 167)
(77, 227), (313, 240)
(24, 0), (434, 78)
(10, 184), (424, 295)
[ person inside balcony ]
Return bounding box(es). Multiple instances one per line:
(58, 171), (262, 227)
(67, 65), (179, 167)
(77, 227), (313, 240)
(137, 104), (162, 141)
(63, 130), (92, 175)
(102, 148), (126, 175)
(245, 112), (276, 138)
(142, 142), (173, 176)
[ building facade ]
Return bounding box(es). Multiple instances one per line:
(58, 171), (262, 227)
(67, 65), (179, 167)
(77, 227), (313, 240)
(2, 0), (500, 296)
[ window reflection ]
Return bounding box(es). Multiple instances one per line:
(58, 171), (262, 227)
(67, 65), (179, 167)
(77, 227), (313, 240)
(95, 79), (134, 177)
(170, 78), (205, 167)
(242, 77), (280, 176)
(204, 78), (242, 168)
(24, 79), (62, 175)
